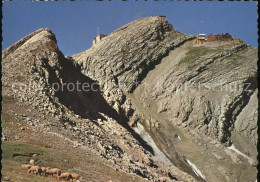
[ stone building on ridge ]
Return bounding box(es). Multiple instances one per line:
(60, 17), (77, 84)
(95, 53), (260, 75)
(207, 33), (233, 41)
(93, 27), (107, 46)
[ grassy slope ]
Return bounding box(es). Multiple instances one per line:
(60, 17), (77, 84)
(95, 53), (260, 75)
(1, 96), (144, 182)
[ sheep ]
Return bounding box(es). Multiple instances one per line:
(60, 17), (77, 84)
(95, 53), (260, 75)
(28, 166), (42, 175)
(29, 159), (35, 166)
(41, 167), (50, 176)
(58, 172), (73, 180)
(71, 173), (80, 181)
(45, 167), (51, 176)
(48, 168), (62, 177)
(21, 164), (32, 170)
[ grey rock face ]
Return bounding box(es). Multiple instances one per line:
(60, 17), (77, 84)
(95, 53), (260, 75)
(135, 41), (257, 144)
(72, 16), (258, 181)
(131, 38), (258, 181)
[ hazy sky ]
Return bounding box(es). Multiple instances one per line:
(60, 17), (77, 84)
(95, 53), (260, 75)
(2, 1), (258, 55)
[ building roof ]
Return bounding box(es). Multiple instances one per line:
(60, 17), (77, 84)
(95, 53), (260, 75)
(197, 34), (206, 40)
(208, 33), (231, 36)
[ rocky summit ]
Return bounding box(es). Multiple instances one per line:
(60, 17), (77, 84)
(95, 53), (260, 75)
(2, 16), (258, 182)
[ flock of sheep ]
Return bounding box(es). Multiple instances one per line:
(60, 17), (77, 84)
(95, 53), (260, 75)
(21, 159), (80, 181)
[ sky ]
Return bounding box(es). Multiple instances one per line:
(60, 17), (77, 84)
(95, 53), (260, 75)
(2, 1), (258, 56)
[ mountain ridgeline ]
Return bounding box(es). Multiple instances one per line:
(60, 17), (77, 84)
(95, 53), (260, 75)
(2, 16), (257, 182)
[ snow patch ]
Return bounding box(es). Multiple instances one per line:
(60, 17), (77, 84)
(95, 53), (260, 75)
(186, 159), (206, 180)
(133, 123), (173, 165)
(177, 135), (181, 140)
(227, 144), (250, 159)
(163, 149), (171, 158)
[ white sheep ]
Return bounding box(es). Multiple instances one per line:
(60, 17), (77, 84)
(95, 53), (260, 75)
(29, 159), (35, 166)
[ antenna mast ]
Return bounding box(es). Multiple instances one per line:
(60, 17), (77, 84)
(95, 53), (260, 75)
(97, 26), (100, 36)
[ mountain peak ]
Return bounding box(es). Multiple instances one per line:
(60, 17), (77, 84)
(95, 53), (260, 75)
(3, 28), (57, 60)
(72, 16), (195, 92)
(111, 15), (171, 34)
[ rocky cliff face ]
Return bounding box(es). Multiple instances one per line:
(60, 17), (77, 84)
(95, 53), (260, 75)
(2, 27), (197, 181)
(131, 39), (258, 182)
(71, 16), (258, 181)
(2, 16), (258, 182)
(133, 40), (257, 145)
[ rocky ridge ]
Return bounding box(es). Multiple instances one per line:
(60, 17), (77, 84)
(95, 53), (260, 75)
(72, 16), (194, 93)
